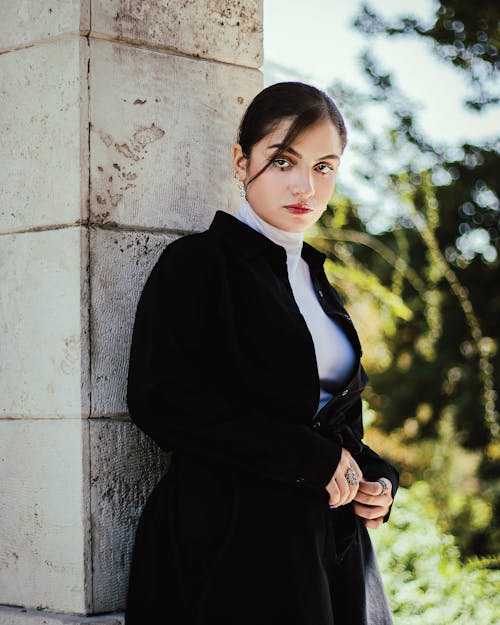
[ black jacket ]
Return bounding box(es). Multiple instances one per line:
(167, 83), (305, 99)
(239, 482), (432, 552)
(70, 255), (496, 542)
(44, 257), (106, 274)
(126, 210), (397, 625)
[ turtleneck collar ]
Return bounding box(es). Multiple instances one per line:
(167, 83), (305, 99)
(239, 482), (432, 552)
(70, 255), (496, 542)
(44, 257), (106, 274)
(235, 199), (304, 258)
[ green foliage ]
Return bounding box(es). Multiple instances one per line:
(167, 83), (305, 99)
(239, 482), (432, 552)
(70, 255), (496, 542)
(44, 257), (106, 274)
(271, 0), (500, 564)
(371, 482), (500, 624)
(354, 1), (500, 110)
(305, 23), (500, 555)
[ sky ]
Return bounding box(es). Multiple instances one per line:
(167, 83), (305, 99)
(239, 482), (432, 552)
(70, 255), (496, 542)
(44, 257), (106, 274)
(263, 0), (498, 146)
(263, 0), (499, 254)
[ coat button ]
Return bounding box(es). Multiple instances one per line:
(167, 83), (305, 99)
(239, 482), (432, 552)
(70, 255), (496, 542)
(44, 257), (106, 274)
(313, 420), (321, 429)
(296, 477), (305, 486)
(341, 389), (349, 396)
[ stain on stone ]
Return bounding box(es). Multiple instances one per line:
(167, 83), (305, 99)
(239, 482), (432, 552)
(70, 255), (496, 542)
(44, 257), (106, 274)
(131, 124), (165, 151)
(60, 335), (80, 375)
(96, 123), (165, 212)
(237, 96), (244, 104)
(115, 142), (139, 161)
(133, 99), (147, 105)
(109, 192), (123, 207)
(94, 211), (110, 225)
(99, 131), (113, 147)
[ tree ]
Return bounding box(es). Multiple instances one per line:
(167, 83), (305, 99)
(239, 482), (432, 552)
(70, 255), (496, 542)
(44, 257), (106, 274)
(354, 0), (500, 110)
(306, 14), (499, 554)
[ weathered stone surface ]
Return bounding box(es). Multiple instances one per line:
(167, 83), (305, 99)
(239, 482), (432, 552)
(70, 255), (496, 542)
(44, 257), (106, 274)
(0, 1), (90, 51)
(0, 37), (89, 233)
(0, 228), (90, 418)
(91, 0), (262, 68)
(89, 38), (262, 232)
(89, 419), (168, 612)
(89, 228), (175, 417)
(0, 420), (87, 613)
(0, 606), (123, 625)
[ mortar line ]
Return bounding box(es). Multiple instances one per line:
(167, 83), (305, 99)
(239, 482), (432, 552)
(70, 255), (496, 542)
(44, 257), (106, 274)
(85, 3), (95, 609)
(0, 30), (262, 73)
(0, 222), (87, 236)
(0, 222), (197, 237)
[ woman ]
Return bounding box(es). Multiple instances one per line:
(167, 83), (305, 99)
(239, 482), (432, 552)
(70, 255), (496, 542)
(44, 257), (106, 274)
(126, 82), (398, 625)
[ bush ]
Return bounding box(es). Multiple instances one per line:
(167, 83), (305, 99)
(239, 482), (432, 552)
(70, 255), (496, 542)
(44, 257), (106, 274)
(371, 482), (500, 624)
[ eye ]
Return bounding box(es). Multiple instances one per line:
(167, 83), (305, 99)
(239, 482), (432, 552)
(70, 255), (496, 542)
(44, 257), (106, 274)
(315, 162), (335, 175)
(272, 157), (292, 170)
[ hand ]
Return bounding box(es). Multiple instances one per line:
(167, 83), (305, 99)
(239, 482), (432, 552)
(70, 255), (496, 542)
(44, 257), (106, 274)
(325, 448), (363, 508)
(353, 478), (393, 529)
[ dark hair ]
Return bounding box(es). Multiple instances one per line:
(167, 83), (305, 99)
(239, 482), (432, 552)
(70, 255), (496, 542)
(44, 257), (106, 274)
(237, 82), (347, 185)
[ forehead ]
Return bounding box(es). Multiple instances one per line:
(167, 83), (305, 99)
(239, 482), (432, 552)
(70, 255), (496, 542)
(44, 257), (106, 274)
(260, 117), (342, 156)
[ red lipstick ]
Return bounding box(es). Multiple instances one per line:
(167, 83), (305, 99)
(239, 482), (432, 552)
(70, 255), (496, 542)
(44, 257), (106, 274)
(284, 203), (313, 214)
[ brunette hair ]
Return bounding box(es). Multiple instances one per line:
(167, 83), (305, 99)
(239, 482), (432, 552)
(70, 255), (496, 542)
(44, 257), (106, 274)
(237, 82), (347, 185)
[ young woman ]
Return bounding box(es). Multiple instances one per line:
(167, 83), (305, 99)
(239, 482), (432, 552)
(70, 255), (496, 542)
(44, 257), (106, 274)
(126, 82), (398, 625)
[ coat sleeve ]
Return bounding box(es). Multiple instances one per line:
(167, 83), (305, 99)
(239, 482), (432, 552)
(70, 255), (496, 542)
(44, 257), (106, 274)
(127, 236), (342, 491)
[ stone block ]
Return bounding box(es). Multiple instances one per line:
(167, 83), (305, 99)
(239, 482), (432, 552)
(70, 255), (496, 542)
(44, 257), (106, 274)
(89, 419), (169, 612)
(0, 37), (89, 233)
(0, 227), (90, 418)
(0, 1), (90, 51)
(91, 0), (262, 68)
(89, 228), (175, 417)
(0, 420), (88, 613)
(89, 38), (262, 232)
(0, 606), (123, 625)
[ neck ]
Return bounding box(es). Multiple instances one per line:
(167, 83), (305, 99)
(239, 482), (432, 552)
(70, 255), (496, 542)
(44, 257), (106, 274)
(235, 199), (304, 255)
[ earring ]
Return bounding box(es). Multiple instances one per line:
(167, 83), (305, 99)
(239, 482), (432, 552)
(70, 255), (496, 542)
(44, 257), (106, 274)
(234, 172), (246, 198)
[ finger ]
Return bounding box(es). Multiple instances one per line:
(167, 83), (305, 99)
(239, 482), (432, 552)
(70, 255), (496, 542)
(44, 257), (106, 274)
(353, 490), (377, 505)
(354, 489), (393, 506)
(353, 502), (388, 520)
(343, 480), (360, 505)
(377, 478), (392, 497)
(349, 458), (363, 481)
(364, 517), (384, 530)
(327, 481), (340, 508)
(335, 475), (351, 506)
(357, 480), (383, 495)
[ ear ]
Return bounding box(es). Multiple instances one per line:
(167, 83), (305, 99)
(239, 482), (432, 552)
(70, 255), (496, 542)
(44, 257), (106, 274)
(232, 143), (249, 182)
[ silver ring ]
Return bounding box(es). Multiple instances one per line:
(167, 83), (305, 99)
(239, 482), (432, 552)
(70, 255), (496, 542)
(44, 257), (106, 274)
(345, 467), (359, 486)
(377, 478), (389, 496)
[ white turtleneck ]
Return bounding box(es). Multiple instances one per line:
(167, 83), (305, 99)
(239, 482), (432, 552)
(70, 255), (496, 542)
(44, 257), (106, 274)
(235, 199), (356, 413)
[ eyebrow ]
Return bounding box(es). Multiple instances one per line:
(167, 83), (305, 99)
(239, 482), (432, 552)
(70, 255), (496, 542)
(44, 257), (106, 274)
(267, 143), (340, 162)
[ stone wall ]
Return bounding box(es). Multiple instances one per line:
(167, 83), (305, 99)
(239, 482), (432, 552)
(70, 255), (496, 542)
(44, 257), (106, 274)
(0, 1), (262, 621)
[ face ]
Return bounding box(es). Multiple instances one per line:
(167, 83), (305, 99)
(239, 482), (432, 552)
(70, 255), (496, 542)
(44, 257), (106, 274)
(233, 117), (343, 233)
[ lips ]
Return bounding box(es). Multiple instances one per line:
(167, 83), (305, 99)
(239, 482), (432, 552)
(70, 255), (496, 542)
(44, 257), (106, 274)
(284, 203), (313, 215)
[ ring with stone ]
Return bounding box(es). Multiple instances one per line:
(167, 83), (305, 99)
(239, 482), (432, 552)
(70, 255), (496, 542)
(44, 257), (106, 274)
(377, 478), (389, 496)
(345, 467), (359, 486)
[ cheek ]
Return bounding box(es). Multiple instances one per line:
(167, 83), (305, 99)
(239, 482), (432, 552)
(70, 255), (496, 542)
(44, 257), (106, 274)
(318, 175), (337, 195)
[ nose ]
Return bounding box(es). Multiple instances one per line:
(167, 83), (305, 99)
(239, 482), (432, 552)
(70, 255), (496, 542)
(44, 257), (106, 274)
(291, 168), (314, 200)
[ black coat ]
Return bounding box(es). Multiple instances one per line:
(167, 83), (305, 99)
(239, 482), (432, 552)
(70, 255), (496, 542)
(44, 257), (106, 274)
(125, 210), (398, 625)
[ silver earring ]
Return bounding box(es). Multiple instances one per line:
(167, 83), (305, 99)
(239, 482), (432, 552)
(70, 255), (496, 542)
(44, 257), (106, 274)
(234, 172), (246, 198)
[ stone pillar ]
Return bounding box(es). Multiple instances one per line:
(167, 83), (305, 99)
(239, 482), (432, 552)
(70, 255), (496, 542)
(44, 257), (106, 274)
(0, 2), (262, 622)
